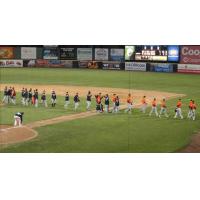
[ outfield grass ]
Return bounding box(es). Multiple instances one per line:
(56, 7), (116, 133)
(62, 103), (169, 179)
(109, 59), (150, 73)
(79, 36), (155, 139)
(0, 68), (200, 152)
(1, 68), (200, 95)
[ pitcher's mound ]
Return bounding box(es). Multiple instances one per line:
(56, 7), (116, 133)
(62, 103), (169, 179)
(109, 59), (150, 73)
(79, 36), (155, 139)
(0, 125), (38, 145)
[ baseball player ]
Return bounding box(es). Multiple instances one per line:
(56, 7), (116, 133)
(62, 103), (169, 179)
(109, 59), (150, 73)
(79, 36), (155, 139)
(74, 92), (80, 111)
(174, 99), (183, 119)
(64, 92), (70, 109)
(191, 100), (197, 121)
(159, 98), (169, 118)
(95, 93), (103, 112)
(104, 94), (110, 113)
(51, 90), (57, 107)
(28, 88), (33, 105)
(34, 89), (39, 108)
(21, 87), (25, 105)
(99, 93), (103, 112)
(7, 86), (12, 104)
(124, 93), (133, 114)
(112, 94), (117, 113)
(86, 91), (92, 110)
(41, 90), (48, 107)
(141, 95), (147, 113)
(24, 88), (29, 106)
(2, 86), (8, 104)
(187, 99), (193, 119)
(114, 96), (120, 113)
(149, 98), (158, 117)
(14, 112), (24, 127)
(32, 90), (35, 105)
(11, 87), (16, 105)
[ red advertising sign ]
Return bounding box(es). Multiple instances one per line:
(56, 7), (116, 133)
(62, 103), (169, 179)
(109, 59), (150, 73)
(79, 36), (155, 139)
(36, 59), (49, 66)
(180, 46), (200, 64)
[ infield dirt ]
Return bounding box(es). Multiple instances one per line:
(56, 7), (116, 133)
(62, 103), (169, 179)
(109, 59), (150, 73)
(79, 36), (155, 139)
(0, 83), (185, 104)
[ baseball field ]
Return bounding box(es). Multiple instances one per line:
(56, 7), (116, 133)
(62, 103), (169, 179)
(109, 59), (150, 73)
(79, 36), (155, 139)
(0, 68), (200, 152)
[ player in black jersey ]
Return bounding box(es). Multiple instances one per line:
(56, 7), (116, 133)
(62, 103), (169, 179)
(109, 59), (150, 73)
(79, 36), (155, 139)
(104, 94), (110, 113)
(74, 92), (80, 111)
(41, 90), (48, 107)
(64, 92), (70, 109)
(34, 89), (39, 107)
(51, 90), (56, 107)
(86, 91), (92, 110)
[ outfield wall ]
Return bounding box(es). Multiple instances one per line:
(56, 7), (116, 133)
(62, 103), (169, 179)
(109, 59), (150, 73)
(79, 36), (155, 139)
(0, 45), (200, 74)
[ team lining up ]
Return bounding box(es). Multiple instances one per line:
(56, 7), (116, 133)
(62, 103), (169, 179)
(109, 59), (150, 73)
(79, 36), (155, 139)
(2, 86), (197, 120)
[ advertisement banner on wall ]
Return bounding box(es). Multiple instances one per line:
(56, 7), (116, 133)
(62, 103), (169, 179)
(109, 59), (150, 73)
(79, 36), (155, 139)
(21, 47), (37, 59)
(77, 48), (92, 60)
(47, 60), (61, 67)
(87, 61), (99, 69)
(36, 59), (49, 67)
(150, 63), (173, 73)
(78, 61), (91, 68)
(110, 49), (124, 61)
(36, 60), (63, 67)
(95, 48), (109, 61)
(180, 46), (200, 64)
(60, 60), (73, 67)
(102, 62), (121, 70)
(23, 60), (36, 67)
(60, 48), (76, 60)
(167, 45), (179, 62)
(0, 47), (14, 59)
(125, 62), (146, 71)
(43, 47), (59, 59)
(125, 46), (135, 61)
(0, 60), (23, 67)
(178, 64), (200, 74)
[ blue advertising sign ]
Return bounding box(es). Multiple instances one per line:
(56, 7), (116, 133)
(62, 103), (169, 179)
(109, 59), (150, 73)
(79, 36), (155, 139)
(151, 63), (173, 73)
(168, 46), (180, 62)
(110, 49), (124, 61)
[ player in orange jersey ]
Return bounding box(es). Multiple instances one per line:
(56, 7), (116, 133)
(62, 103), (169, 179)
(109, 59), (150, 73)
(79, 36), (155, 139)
(124, 93), (133, 114)
(187, 99), (193, 119)
(141, 95), (147, 113)
(191, 100), (197, 121)
(159, 98), (169, 118)
(149, 97), (158, 117)
(174, 99), (183, 119)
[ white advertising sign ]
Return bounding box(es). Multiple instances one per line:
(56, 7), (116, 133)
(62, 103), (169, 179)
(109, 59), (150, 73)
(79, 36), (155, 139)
(125, 62), (146, 71)
(21, 47), (37, 59)
(178, 64), (200, 74)
(77, 48), (93, 60)
(0, 60), (23, 67)
(95, 48), (108, 61)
